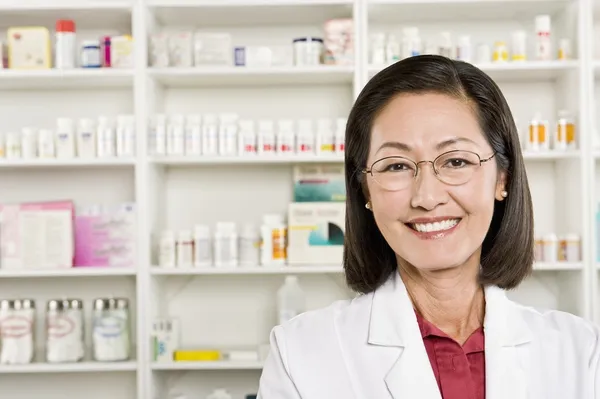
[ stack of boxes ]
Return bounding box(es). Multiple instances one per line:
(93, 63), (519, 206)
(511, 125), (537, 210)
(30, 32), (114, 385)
(287, 164), (346, 266)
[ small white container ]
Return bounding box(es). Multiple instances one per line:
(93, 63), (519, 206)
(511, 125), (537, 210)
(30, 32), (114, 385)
(185, 114), (202, 156)
(77, 118), (96, 158)
(38, 129), (55, 158)
(214, 222), (238, 267)
(476, 43), (491, 63)
(193, 224), (211, 267)
(116, 115), (135, 158)
(202, 113), (219, 156)
(558, 38), (571, 60)
(511, 30), (527, 61)
(258, 119), (276, 155)
(56, 118), (76, 158)
(176, 230), (194, 268)
(438, 31), (453, 58)
(153, 114), (167, 156)
(238, 119), (257, 155)
(21, 128), (37, 159)
(335, 118), (346, 153)
(55, 20), (76, 69)
(260, 214), (287, 266)
(277, 119), (295, 154)
(97, 116), (115, 157)
(168, 114), (185, 156)
(159, 230), (176, 268)
(293, 37), (323, 66)
(6, 132), (21, 159)
(316, 118), (334, 154)
(239, 224), (260, 267)
(277, 275), (305, 325)
(542, 233), (558, 262)
(456, 35), (471, 62)
(385, 34), (400, 64)
(296, 119), (315, 154)
(563, 233), (580, 262)
(81, 40), (101, 68)
(218, 113), (238, 156)
(535, 15), (552, 61)
(370, 33), (386, 64)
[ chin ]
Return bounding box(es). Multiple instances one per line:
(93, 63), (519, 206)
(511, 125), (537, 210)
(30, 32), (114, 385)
(400, 255), (466, 272)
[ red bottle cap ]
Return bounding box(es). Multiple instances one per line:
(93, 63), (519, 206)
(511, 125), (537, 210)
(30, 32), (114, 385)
(56, 19), (75, 33)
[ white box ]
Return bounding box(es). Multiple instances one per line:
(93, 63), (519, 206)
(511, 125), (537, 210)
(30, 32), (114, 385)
(287, 202), (345, 265)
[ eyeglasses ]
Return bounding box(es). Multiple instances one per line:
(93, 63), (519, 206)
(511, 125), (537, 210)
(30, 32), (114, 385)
(362, 150), (496, 191)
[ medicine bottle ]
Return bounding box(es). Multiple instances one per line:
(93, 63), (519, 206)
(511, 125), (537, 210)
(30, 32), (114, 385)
(176, 230), (194, 268)
(81, 40), (101, 68)
(56, 118), (76, 158)
(438, 31), (453, 58)
(218, 113), (239, 156)
(556, 110), (576, 150)
(260, 214), (287, 266)
(511, 31), (527, 61)
(456, 35), (471, 62)
(238, 119), (257, 155)
(528, 113), (548, 151)
(21, 128), (37, 159)
(563, 233), (580, 262)
(535, 15), (551, 61)
(214, 222), (238, 267)
(558, 39), (570, 60)
(6, 132), (21, 159)
(316, 118), (334, 154)
(277, 276), (305, 325)
(185, 114), (202, 156)
(258, 119), (276, 155)
(239, 224), (260, 267)
(370, 33), (386, 65)
(542, 233), (558, 262)
(77, 118), (96, 158)
(335, 118), (346, 153)
(492, 41), (508, 62)
(159, 230), (176, 268)
(38, 129), (55, 158)
(97, 116), (115, 157)
(277, 119), (295, 154)
(385, 34), (400, 64)
(193, 224), (211, 267)
(168, 114), (185, 156)
(116, 115), (135, 158)
(296, 119), (315, 154)
(55, 20), (76, 69)
(202, 113), (218, 156)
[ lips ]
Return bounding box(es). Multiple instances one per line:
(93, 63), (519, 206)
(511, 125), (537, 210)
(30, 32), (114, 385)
(405, 217), (463, 240)
(408, 218), (461, 233)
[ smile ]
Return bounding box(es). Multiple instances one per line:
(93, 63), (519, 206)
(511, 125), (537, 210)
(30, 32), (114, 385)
(409, 219), (460, 233)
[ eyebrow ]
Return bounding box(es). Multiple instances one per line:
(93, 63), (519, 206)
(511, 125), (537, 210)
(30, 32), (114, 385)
(375, 137), (479, 154)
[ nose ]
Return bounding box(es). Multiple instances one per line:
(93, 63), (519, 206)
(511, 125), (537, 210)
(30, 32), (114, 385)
(410, 162), (449, 211)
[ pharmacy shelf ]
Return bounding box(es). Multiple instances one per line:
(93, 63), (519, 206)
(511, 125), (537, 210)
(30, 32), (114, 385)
(148, 66), (355, 88)
(0, 267), (137, 278)
(0, 158), (136, 169)
(522, 151), (581, 160)
(0, 69), (135, 91)
(151, 361), (263, 371)
(367, 0), (571, 23)
(534, 262), (583, 271)
(147, 0), (353, 26)
(369, 61), (578, 82)
(149, 154), (344, 165)
(0, 361), (137, 374)
(150, 265), (343, 275)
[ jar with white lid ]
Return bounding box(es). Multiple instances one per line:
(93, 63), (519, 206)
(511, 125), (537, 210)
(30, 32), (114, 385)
(293, 37), (324, 66)
(81, 40), (101, 68)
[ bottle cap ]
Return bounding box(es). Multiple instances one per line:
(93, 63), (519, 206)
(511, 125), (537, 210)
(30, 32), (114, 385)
(56, 19), (75, 33)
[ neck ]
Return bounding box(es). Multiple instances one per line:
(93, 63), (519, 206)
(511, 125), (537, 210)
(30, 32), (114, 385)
(398, 255), (485, 345)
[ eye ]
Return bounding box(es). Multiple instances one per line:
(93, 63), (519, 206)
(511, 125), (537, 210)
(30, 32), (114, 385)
(382, 162), (413, 172)
(442, 158), (473, 169)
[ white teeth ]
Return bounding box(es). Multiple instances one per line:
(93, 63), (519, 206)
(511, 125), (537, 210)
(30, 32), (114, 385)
(412, 219), (459, 233)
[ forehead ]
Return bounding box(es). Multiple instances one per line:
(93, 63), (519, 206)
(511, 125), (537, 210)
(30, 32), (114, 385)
(370, 92), (486, 156)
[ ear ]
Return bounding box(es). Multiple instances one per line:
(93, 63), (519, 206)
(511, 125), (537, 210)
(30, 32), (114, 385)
(495, 171), (508, 201)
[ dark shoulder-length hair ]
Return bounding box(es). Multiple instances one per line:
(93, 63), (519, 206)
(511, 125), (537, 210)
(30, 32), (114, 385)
(343, 54), (534, 294)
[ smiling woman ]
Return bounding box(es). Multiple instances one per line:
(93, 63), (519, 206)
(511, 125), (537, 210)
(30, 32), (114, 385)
(257, 55), (600, 399)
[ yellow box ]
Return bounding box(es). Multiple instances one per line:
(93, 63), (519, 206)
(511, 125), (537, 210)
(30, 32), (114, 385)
(174, 350), (221, 362)
(7, 27), (51, 69)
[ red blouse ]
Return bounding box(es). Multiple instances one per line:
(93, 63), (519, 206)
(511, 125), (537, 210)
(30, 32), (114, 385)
(415, 313), (486, 399)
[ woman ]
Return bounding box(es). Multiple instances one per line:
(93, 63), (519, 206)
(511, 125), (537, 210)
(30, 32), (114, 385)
(257, 55), (600, 398)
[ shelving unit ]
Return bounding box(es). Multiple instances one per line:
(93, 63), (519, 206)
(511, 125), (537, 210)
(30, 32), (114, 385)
(1, 0), (599, 398)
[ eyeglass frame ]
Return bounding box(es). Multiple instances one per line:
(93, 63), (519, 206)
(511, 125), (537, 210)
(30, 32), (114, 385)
(361, 149), (497, 188)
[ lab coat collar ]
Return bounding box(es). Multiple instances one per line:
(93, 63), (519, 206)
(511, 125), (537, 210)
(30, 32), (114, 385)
(367, 270), (533, 347)
(368, 270), (533, 399)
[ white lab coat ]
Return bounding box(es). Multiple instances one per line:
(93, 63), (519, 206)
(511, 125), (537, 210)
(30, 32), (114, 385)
(258, 270), (600, 398)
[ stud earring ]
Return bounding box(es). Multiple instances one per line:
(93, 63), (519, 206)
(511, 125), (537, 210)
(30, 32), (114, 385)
(365, 202), (371, 210)
(501, 190), (508, 198)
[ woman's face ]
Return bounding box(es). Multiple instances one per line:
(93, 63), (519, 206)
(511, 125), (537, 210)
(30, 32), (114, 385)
(365, 93), (506, 272)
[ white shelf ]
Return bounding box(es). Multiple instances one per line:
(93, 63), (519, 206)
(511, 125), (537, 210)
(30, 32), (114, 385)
(369, 61), (578, 82)
(152, 361), (263, 371)
(0, 158), (136, 169)
(0, 268), (136, 278)
(0, 69), (134, 91)
(151, 265), (343, 275)
(149, 154), (344, 165)
(522, 151), (581, 160)
(148, 66), (354, 88)
(0, 361), (137, 374)
(534, 262), (583, 271)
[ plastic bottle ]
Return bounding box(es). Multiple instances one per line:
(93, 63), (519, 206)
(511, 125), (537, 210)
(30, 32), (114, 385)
(5, 132), (21, 159)
(260, 214), (287, 266)
(38, 129), (55, 158)
(185, 114), (202, 156)
(168, 114), (185, 156)
(385, 34), (400, 64)
(277, 119), (295, 154)
(97, 116), (115, 157)
(316, 118), (334, 154)
(277, 276), (305, 325)
(296, 119), (315, 154)
(238, 119), (257, 155)
(77, 118), (96, 158)
(116, 114), (135, 157)
(193, 224), (211, 267)
(335, 117), (346, 153)
(511, 30), (527, 61)
(370, 33), (386, 64)
(176, 230), (194, 268)
(535, 15), (551, 61)
(456, 35), (471, 62)
(56, 118), (76, 158)
(401, 27), (421, 59)
(239, 224), (260, 267)
(55, 20), (76, 69)
(556, 110), (576, 150)
(258, 119), (276, 155)
(153, 114), (167, 156)
(542, 233), (558, 262)
(202, 113), (218, 156)
(21, 128), (37, 159)
(214, 222), (238, 267)
(218, 113), (238, 156)
(159, 230), (176, 268)
(438, 31), (453, 58)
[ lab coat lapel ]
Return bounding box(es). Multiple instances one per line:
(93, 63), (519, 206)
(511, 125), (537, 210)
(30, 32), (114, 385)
(483, 285), (533, 399)
(368, 272), (442, 399)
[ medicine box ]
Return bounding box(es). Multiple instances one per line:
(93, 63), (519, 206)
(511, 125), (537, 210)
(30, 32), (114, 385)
(287, 202), (345, 265)
(293, 164), (345, 202)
